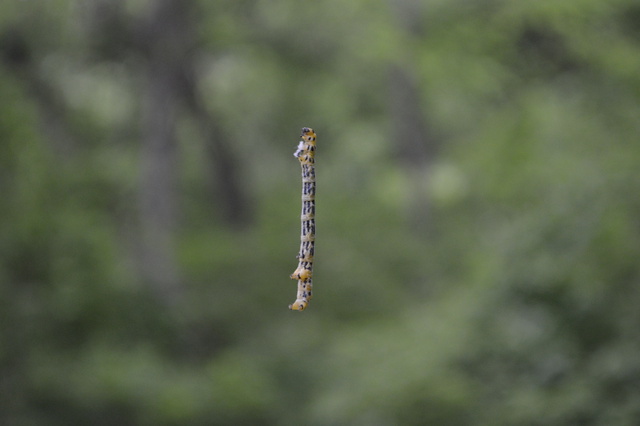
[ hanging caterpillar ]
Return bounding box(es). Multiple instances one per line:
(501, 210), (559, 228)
(289, 127), (316, 311)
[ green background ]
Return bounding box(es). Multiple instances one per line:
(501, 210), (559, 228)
(1, 0), (640, 424)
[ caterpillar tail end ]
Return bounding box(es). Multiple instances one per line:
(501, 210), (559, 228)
(289, 299), (308, 311)
(289, 280), (313, 311)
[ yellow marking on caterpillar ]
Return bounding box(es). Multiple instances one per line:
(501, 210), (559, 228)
(290, 268), (312, 281)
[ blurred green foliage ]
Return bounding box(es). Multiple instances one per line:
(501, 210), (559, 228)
(1, 0), (640, 425)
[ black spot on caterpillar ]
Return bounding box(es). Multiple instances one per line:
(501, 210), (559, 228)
(289, 127), (316, 311)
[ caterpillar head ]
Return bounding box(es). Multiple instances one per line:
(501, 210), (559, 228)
(301, 127), (316, 143)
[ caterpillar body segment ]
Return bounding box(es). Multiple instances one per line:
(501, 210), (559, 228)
(289, 127), (316, 311)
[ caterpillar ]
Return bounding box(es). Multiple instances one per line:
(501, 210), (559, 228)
(289, 127), (317, 311)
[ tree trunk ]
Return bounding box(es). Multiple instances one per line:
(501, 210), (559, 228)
(137, 0), (192, 305)
(388, 0), (438, 231)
